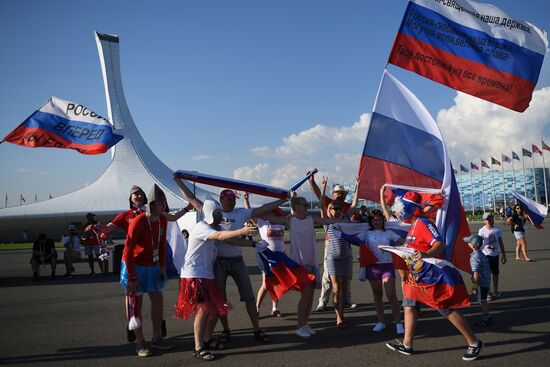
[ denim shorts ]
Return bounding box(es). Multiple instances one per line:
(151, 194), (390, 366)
(513, 231), (525, 239)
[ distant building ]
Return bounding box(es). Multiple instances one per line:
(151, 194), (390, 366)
(456, 167), (550, 211)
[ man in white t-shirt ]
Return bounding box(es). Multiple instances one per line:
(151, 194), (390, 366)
(478, 213), (507, 300)
(174, 176), (286, 344)
(62, 225), (82, 277)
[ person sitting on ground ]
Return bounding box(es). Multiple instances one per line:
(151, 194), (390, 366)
(465, 235), (492, 328)
(30, 233), (58, 280)
(62, 225), (81, 277)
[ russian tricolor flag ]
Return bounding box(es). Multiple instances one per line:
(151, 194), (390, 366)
(509, 190), (548, 228)
(2, 97), (123, 154)
(380, 245), (470, 310)
(357, 70), (471, 272)
(389, 0), (548, 112)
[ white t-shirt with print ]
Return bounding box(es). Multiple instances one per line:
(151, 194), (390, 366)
(217, 208), (253, 257)
(181, 221), (218, 279)
(366, 230), (402, 264)
(257, 219), (286, 253)
(478, 225), (502, 257)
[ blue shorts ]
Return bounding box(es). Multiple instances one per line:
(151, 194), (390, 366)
(120, 261), (167, 293)
(402, 297), (453, 316)
(513, 231), (525, 240)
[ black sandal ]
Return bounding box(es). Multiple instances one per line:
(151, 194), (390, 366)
(219, 329), (231, 343)
(204, 335), (226, 350)
(193, 347), (215, 361)
(253, 329), (271, 343)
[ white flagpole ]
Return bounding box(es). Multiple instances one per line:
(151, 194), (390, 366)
(521, 153), (527, 197)
(541, 141), (549, 208)
(490, 161), (497, 211)
(470, 168), (475, 214)
(532, 152), (538, 203)
(480, 160), (486, 213)
(501, 154), (506, 208)
(511, 152), (517, 191)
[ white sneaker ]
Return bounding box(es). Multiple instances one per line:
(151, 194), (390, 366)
(396, 323), (405, 335)
(296, 326), (312, 338)
(315, 303), (326, 312)
(373, 322), (386, 332)
(304, 324), (316, 335)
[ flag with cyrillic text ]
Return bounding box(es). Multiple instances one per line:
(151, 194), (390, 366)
(1, 96), (124, 155)
(388, 0), (548, 112)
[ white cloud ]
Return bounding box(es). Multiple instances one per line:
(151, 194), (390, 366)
(191, 154), (212, 161)
(437, 87), (550, 166)
(250, 146), (270, 157)
(233, 114), (370, 190)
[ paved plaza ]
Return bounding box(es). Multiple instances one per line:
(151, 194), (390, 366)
(0, 222), (549, 367)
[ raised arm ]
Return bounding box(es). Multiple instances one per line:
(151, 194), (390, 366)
(379, 184), (392, 222)
(162, 202), (194, 222)
(319, 177), (328, 218)
(351, 176), (360, 208)
(173, 174), (203, 212)
(250, 197), (288, 218)
(308, 171), (323, 200)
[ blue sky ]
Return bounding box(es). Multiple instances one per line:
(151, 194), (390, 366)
(1, 0), (549, 206)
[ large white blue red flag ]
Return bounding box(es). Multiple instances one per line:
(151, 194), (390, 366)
(1, 96), (123, 154)
(357, 70), (471, 271)
(379, 245), (470, 310)
(509, 190), (547, 228)
(388, 0), (548, 112)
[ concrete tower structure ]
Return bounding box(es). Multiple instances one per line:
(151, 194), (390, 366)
(0, 32), (209, 242)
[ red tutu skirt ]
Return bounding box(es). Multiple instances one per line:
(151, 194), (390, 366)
(174, 278), (232, 320)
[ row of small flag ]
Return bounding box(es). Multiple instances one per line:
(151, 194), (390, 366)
(454, 141), (550, 173)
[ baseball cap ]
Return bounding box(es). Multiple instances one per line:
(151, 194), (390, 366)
(220, 189), (238, 199)
(463, 235), (483, 248)
(332, 184), (348, 194)
(483, 212), (494, 220)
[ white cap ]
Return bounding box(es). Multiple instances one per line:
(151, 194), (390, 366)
(203, 195), (221, 225)
(332, 184), (348, 194)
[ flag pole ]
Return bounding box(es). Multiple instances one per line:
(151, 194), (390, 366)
(521, 152), (527, 197)
(541, 140), (549, 208)
(500, 153), (506, 210)
(480, 160), (486, 213)
(490, 161), (496, 211)
(531, 152), (538, 203)
(511, 151), (517, 191)
(470, 168), (475, 215)
(458, 167), (464, 204)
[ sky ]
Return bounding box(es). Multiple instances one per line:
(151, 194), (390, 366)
(1, 0), (549, 206)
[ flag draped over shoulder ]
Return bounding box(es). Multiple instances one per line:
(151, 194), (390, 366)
(2, 96), (123, 154)
(380, 245), (470, 310)
(357, 70), (471, 272)
(510, 190), (548, 228)
(388, 0), (548, 112)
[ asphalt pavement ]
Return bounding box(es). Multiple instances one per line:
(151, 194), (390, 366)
(0, 222), (549, 367)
